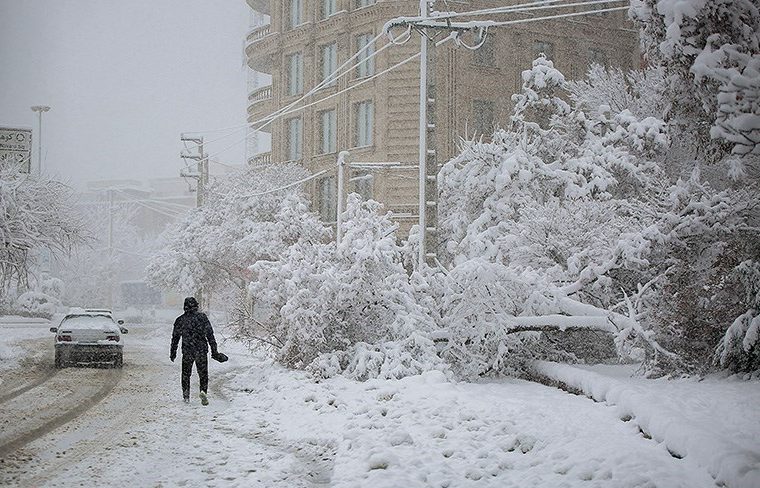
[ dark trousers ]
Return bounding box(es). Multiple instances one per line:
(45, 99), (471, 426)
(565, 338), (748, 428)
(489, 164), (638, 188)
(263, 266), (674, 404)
(181, 353), (208, 396)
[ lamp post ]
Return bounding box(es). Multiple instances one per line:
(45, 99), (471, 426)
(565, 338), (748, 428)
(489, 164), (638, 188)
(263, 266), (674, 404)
(30, 105), (51, 174)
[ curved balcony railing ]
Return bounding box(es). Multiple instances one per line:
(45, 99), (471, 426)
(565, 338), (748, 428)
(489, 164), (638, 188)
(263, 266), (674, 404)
(248, 85), (272, 104)
(246, 24), (272, 44)
(249, 152), (272, 166)
(245, 23), (275, 73)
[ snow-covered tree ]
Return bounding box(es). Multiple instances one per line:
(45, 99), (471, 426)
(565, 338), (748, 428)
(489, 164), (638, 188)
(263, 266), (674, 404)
(432, 56), (683, 377)
(0, 164), (88, 295)
(249, 194), (444, 379)
(146, 163), (325, 300)
(630, 0), (760, 168)
(435, 51), (760, 376)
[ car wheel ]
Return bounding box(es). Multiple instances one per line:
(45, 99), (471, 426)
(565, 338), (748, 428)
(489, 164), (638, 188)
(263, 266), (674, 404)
(114, 353), (123, 369)
(54, 350), (64, 369)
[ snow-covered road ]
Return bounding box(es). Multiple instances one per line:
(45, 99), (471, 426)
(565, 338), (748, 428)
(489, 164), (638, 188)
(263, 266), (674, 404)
(0, 318), (748, 487)
(0, 320), (334, 487)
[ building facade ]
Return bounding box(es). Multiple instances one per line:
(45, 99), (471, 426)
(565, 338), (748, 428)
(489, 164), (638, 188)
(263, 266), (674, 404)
(244, 0), (638, 231)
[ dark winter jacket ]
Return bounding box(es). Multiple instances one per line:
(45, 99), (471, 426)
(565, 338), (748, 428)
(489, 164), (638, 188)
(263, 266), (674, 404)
(170, 297), (218, 357)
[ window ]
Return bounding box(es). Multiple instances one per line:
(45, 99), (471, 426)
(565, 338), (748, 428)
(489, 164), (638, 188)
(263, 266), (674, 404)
(354, 100), (374, 147)
(319, 109), (337, 154)
(288, 0), (303, 29)
(473, 99), (495, 135)
(352, 170), (373, 200)
(356, 33), (375, 78)
(320, 42), (338, 86)
(286, 117), (302, 161)
(321, 0), (337, 18)
(532, 40), (554, 60)
(286, 52), (303, 96)
(356, 0), (375, 8)
(473, 35), (495, 67)
(319, 176), (337, 222)
(588, 48), (607, 66)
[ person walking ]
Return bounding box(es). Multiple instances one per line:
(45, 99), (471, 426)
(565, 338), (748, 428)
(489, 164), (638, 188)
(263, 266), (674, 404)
(170, 297), (218, 405)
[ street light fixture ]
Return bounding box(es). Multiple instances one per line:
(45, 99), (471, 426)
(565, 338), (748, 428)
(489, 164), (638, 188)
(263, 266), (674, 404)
(30, 105), (51, 175)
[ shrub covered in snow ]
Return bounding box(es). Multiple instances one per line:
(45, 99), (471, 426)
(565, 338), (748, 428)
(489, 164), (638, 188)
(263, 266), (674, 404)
(434, 53), (760, 377)
(249, 194), (445, 379)
(431, 56), (677, 377)
(14, 291), (58, 318)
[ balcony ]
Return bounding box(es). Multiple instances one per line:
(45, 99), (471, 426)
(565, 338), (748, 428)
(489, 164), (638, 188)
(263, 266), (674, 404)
(249, 85), (272, 104)
(248, 152), (272, 166)
(245, 0), (270, 15)
(245, 24), (276, 73)
(247, 85), (275, 132)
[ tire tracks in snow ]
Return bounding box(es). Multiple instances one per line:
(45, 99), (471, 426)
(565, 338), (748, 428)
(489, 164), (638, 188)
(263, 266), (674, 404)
(0, 370), (59, 406)
(0, 368), (122, 460)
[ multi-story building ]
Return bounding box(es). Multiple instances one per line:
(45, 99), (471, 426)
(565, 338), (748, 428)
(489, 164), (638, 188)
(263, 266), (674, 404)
(244, 0), (638, 232)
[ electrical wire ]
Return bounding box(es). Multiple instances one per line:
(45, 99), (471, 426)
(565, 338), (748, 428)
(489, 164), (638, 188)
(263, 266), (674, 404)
(107, 188), (191, 217)
(242, 51), (423, 131)
(423, 0), (624, 22)
(188, 2), (629, 165)
(238, 168), (335, 199)
(182, 30), (397, 147)
(443, 5), (630, 28)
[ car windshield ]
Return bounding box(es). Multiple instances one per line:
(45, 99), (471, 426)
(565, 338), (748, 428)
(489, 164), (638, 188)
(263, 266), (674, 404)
(61, 315), (118, 331)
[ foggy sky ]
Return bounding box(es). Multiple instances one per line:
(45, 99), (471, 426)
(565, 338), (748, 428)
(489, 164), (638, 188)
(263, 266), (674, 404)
(0, 0), (249, 187)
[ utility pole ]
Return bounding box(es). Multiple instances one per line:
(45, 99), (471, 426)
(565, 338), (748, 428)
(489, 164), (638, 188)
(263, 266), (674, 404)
(180, 134), (207, 307)
(336, 151), (349, 245)
(415, 0), (438, 270)
(30, 105), (50, 175)
(108, 188), (114, 309)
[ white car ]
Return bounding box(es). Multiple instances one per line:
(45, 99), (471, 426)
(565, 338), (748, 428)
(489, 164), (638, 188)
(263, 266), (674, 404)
(50, 312), (128, 368)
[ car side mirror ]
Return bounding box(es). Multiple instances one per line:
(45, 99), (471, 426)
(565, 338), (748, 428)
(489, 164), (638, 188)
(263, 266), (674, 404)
(50, 327), (57, 333)
(117, 320), (124, 325)
(120, 327), (128, 334)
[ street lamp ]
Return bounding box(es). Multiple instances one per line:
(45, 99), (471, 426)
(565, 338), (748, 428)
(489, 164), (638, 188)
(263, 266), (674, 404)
(30, 105), (51, 175)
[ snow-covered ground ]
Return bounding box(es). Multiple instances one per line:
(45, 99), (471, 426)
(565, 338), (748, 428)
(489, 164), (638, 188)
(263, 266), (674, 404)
(0, 316), (51, 378)
(2, 316), (758, 487)
(533, 361), (760, 488)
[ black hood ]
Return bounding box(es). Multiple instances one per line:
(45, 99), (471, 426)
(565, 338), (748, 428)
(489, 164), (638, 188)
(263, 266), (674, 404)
(183, 297), (199, 313)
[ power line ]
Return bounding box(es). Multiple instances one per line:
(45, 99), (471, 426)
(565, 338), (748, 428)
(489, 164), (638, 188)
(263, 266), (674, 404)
(412, 5), (630, 30)
(181, 31), (391, 145)
(195, 49), (421, 166)
(238, 168), (334, 199)
(181, 28), (409, 156)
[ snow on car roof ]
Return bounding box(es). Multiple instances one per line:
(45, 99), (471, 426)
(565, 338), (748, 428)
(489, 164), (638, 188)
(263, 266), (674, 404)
(60, 315), (119, 331)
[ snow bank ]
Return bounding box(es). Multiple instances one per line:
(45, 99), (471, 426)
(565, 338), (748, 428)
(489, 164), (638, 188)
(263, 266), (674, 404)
(221, 360), (714, 487)
(532, 361), (760, 488)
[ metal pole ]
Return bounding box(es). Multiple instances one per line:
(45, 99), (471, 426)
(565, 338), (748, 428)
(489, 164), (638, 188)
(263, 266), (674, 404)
(180, 133), (206, 308)
(30, 105), (50, 175)
(336, 151), (349, 245)
(108, 188), (114, 308)
(197, 139), (206, 208)
(417, 0), (429, 270)
(37, 111), (42, 174)
(197, 139), (206, 308)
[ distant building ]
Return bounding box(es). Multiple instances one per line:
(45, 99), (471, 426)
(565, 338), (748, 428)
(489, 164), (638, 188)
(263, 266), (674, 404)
(244, 0), (638, 232)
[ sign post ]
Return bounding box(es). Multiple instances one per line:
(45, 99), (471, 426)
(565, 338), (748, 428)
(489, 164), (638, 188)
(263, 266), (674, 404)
(0, 126), (33, 173)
